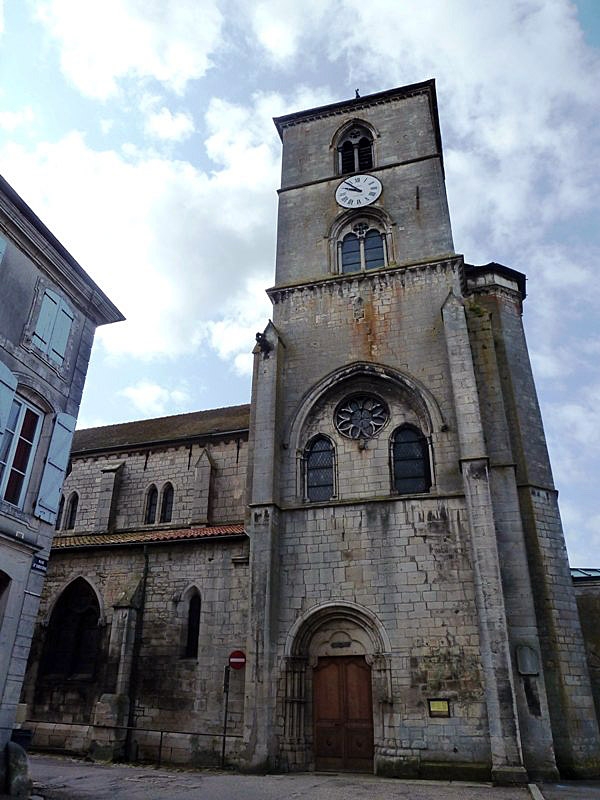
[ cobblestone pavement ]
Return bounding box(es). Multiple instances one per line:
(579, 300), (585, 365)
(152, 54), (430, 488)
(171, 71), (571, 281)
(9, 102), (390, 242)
(18, 753), (567, 800)
(23, 754), (600, 800)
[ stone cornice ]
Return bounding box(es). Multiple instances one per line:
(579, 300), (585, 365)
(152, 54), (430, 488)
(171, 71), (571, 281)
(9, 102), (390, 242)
(267, 254), (461, 304)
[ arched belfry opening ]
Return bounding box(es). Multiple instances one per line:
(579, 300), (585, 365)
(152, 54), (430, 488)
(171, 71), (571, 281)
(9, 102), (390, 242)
(281, 603), (391, 773)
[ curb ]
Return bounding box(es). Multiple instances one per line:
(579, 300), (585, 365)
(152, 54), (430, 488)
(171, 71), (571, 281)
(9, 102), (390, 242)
(528, 785), (546, 800)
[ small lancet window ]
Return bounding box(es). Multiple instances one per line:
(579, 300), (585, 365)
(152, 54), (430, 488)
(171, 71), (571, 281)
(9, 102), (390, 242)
(185, 592), (201, 658)
(65, 492), (78, 530)
(391, 425), (431, 494)
(340, 224), (386, 274)
(305, 436), (335, 502)
(145, 485), (158, 524)
(337, 127), (374, 174)
(160, 483), (174, 523)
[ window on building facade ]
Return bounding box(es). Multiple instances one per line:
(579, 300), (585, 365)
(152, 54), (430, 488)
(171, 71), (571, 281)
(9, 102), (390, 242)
(305, 436), (335, 502)
(31, 289), (74, 366)
(145, 485), (158, 524)
(340, 224), (386, 274)
(159, 482), (174, 523)
(391, 425), (431, 494)
(0, 396), (42, 508)
(337, 128), (374, 174)
(40, 578), (100, 679)
(184, 591), (201, 658)
(64, 492), (78, 530)
(0, 571), (10, 627)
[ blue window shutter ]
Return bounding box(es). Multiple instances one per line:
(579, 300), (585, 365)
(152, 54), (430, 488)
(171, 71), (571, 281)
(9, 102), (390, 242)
(48, 301), (74, 365)
(34, 413), (76, 524)
(0, 361), (17, 436)
(32, 290), (60, 351)
(0, 235), (7, 265)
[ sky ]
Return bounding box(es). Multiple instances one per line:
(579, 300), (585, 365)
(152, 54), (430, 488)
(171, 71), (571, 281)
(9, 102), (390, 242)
(0, 0), (599, 566)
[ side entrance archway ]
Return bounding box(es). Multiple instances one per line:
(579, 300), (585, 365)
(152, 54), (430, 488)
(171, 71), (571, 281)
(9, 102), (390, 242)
(282, 602), (391, 773)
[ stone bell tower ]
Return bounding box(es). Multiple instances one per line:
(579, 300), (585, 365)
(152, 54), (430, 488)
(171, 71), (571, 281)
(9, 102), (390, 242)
(243, 80), (600, 780)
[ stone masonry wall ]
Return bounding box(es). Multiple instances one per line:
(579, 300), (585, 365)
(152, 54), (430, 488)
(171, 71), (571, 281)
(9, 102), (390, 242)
(275, 497), (489, 768)
(56, 436), (248, 534)
(23, 537), (249, 765)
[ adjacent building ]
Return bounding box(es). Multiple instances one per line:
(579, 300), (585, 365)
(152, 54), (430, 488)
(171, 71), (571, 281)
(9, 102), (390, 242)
(0, 176), (123, 781)
(19, 81), (600, 782)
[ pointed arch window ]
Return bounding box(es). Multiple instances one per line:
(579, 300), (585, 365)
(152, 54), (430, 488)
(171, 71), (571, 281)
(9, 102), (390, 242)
(160, 482), (174, 523)
(305, 436), (335, 502)
(64, 492), (78, 530)
(337, 127), (374, 174)
(184, 591), (201, 658)
(145, 485), (158, 524)
(40, 578), (100, 679)
(340, 223), (387, 274)
(391, 425), (431, 494)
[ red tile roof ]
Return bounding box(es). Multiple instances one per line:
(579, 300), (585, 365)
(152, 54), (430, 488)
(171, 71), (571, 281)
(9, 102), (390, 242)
(52, 524), (246, 549)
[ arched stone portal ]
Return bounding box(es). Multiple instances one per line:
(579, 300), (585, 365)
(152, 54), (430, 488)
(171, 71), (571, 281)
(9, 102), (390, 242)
(281, 602), (392, 773)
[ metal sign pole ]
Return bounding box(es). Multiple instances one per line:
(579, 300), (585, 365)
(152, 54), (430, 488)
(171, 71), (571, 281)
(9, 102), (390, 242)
(221, 665), (230, 768)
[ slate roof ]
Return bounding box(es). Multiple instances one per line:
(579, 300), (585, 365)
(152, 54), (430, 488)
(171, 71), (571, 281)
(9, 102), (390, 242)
(72, 404), (251, 455)
(571, 567), (600, 581)
(52, 524), (246, 549)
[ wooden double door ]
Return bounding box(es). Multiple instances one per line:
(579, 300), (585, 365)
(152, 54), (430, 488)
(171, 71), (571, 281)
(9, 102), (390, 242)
(313, 655), (374, 772)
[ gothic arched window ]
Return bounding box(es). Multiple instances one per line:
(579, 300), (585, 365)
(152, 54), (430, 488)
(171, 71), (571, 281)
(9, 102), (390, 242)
(337, 127), (374, 174)
(391, 425), (431, 494)
(184, 591), (201, 658)
(305, 436), (335, 502)
(41, 578), (100, 679)
(160, 482), (174, 523)
(145, 485), (158, 524)
(340, 224), (387, 274)
(64, 492), (78, 530)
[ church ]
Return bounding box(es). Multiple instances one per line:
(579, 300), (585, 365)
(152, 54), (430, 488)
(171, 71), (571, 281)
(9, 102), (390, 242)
(18, 80), (600, 783)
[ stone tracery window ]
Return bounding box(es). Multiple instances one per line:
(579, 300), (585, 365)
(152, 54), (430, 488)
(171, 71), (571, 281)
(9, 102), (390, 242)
(339, 222), (387, 274)
(337, 126), (373, 174)
(391, 424), (431, 494)
(305, 436), (335, 502)
(335, 395), (389, 439)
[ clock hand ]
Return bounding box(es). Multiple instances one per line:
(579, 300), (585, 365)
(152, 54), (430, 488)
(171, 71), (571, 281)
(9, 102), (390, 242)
(342, 181), (362, 192)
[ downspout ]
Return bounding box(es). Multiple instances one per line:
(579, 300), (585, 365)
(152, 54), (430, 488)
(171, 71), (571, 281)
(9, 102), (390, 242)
(125, 544), (149, 761)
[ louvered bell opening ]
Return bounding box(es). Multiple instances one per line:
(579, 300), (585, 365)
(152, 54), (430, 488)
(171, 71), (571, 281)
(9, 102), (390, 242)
(307, 439), (334, 501)
(364, 230), (384, 270)
(393, 430), (430, 494)
(357, 136), (373, 170)
(340, 141), (355, 174)
(341, 233), (361, 274)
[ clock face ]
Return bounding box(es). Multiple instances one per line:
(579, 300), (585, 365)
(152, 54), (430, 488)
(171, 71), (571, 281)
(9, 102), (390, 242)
(335, 174), (382, 208)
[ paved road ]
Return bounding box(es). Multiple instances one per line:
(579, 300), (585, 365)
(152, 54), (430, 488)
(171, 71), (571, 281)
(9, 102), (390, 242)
(26, 754), (600, 800)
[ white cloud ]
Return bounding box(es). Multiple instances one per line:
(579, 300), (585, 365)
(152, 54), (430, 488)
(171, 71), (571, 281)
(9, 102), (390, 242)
(0, 107), (34, 132)
(0, 89), (328, 366)
(32, 0), (223, 99)
(119, 379), (190, 417)
(144, 107), (194, 142)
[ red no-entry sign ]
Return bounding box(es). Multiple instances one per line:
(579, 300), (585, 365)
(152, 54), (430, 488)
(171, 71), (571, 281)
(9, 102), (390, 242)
(228, 650), (246, 670)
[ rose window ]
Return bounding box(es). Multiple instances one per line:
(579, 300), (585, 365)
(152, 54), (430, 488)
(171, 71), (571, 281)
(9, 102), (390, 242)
(335, 395), (389, 439)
